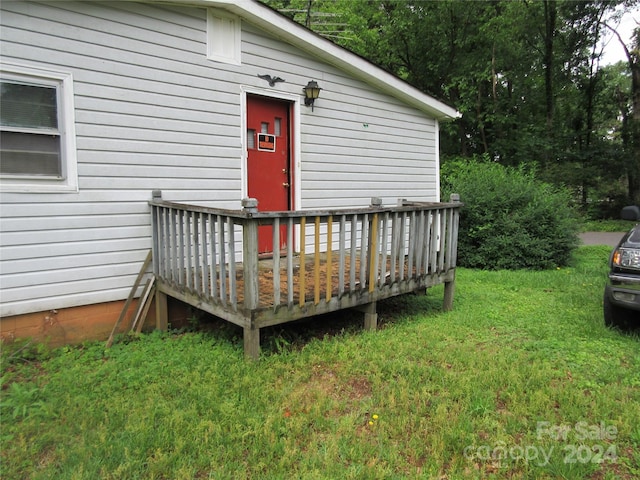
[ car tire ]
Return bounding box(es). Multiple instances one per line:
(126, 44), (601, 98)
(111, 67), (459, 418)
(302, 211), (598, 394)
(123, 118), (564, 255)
(603, 293), (634, 330)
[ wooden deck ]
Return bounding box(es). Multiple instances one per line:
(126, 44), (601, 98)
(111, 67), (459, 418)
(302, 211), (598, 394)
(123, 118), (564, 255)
(150, 193), (461, 359)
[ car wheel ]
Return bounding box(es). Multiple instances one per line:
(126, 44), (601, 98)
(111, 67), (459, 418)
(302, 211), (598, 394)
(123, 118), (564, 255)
(603, 293), (633, 330)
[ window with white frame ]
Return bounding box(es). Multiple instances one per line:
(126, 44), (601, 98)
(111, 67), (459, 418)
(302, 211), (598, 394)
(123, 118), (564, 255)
(207, 9), (241, 65)
(0, 64), (78, 192)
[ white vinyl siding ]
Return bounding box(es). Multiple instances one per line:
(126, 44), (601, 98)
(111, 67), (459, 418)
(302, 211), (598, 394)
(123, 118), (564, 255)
(0, 1), (243, 317)
(0, 0), (440, 318)
(241, 24), (439, 209)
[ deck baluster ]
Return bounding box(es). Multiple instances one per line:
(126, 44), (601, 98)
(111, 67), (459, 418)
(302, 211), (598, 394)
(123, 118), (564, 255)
(273, 218), (281, 307)
(380, 212), (389, 286)
(193, 212), (201, 294)
(185, 211), (193, 291)
(423, 210), (432, 274)
(200, 213), (209, 297)
(368, 213), (379, 293)
(209, 214), (218, 300)
(430, 210), (439, 274)
(314, 216), (321, 305)
(438, 208), (446, 272)
(415, 210), (425, 276)
(171, 209), (177, 287)
(228, 217), (237, 310)
(407, 211), (416, 277)
(349, 215), (357, 293)
(326, 216), (333, 301)
(287, 218), (294, 306)
(398, 211), (406, 281)
(299, 217), (306, 306)
(338, 215), (346, 296)
(163, 207), (171, 283)
(390, 212), (399, 283)
(359, 214), (368, 290)
(218, 216), (227, 306)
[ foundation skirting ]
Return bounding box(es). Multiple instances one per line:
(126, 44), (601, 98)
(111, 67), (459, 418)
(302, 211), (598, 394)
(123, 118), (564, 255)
(0, 298), (191, 347)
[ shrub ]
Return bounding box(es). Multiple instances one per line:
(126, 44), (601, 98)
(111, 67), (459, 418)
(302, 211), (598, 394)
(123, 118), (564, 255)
(441, 158), (581, 270)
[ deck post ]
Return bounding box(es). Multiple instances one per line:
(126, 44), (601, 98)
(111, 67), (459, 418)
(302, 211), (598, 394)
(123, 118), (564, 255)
(244, 323), (260, 360)
(242, 198), (260, 360)
(443, 193), (460, 312)
(150, 190), (162, 283)
(361, 301), (377, 331)
(443, 274), (455, 311)
(155, 289), (168, 330)
(366, 198), (383, 290)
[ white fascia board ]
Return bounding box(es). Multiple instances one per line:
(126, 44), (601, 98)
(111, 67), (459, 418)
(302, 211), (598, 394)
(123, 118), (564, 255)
(156, 0), (461, 121)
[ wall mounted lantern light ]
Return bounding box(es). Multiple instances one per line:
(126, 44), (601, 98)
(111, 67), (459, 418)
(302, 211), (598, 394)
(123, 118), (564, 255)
(303, 80), (322, 111)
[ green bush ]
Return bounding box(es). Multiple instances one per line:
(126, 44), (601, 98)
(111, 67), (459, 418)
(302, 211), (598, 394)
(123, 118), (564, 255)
(441, 158), (581, 270)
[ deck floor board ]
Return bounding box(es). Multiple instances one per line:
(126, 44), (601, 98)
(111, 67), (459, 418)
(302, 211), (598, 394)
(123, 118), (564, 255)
(183, 253), (418, 309)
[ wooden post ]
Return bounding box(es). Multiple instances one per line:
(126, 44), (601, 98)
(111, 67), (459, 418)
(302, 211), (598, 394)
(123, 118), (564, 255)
(299, 216), (306, 307)
(362, 301), (377, 331)
(443, 193), (460, 311)
(366, 197), (382, 291)
(443, 273), (455, 311)
(149, 190), (169, 332)
(358, 184), (379, 310)
(244, 322), (260, 361)
(155, 290), (168, 330)
(150, 190), (162, 279)
(242, 198), (260, 360)
(314, 216), (321, 305)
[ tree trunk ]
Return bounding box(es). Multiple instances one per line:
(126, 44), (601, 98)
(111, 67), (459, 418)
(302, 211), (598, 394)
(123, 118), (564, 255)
(628, 31), (640, 204)
(542, 0), (557, 165)
(543, 0), (556, 132)
(605, 15), (640, 204)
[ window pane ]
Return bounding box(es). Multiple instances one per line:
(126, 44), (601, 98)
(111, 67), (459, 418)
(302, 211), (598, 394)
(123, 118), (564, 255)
(247, 129), (255, 149)
(0, 81), (58, 129)
(261, 122), (269, 134)
(275, 118), (281, 136)
(0, 131), (61, 176)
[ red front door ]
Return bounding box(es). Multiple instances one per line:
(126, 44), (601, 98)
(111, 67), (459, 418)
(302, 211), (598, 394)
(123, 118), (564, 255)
(246, 95), (292, 254)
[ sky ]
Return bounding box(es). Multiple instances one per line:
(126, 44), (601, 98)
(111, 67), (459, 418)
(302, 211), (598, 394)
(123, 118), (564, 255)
(600, 6), (639, 65)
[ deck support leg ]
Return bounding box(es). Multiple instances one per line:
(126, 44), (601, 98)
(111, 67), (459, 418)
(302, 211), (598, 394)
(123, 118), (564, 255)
(443, 276), (455, 312)
(241, 199), (260, 360)
(155, 290), (168, 330)
(244, 324), (260, 361)
(361, 301), (377, 331)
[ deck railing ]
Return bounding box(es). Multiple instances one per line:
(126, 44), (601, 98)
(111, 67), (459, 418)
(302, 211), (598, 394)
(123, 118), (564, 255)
(150, 191), (461, 358)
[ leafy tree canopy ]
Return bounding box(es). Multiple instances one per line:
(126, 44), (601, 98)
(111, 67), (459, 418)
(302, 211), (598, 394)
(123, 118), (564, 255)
(262, 0), (640, 212)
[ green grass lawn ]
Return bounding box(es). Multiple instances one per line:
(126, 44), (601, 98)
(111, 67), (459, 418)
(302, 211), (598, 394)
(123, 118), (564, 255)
(581, 219), (637, 232)
(2, 246), (639, 479)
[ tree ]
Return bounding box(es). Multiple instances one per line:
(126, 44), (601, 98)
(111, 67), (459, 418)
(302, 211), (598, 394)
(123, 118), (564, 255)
(261, 0), (637, 211)
(614, 22), (640, 203)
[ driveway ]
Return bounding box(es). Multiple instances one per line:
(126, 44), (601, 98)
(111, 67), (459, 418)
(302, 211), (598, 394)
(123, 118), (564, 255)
(579, 232), (626, 247)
